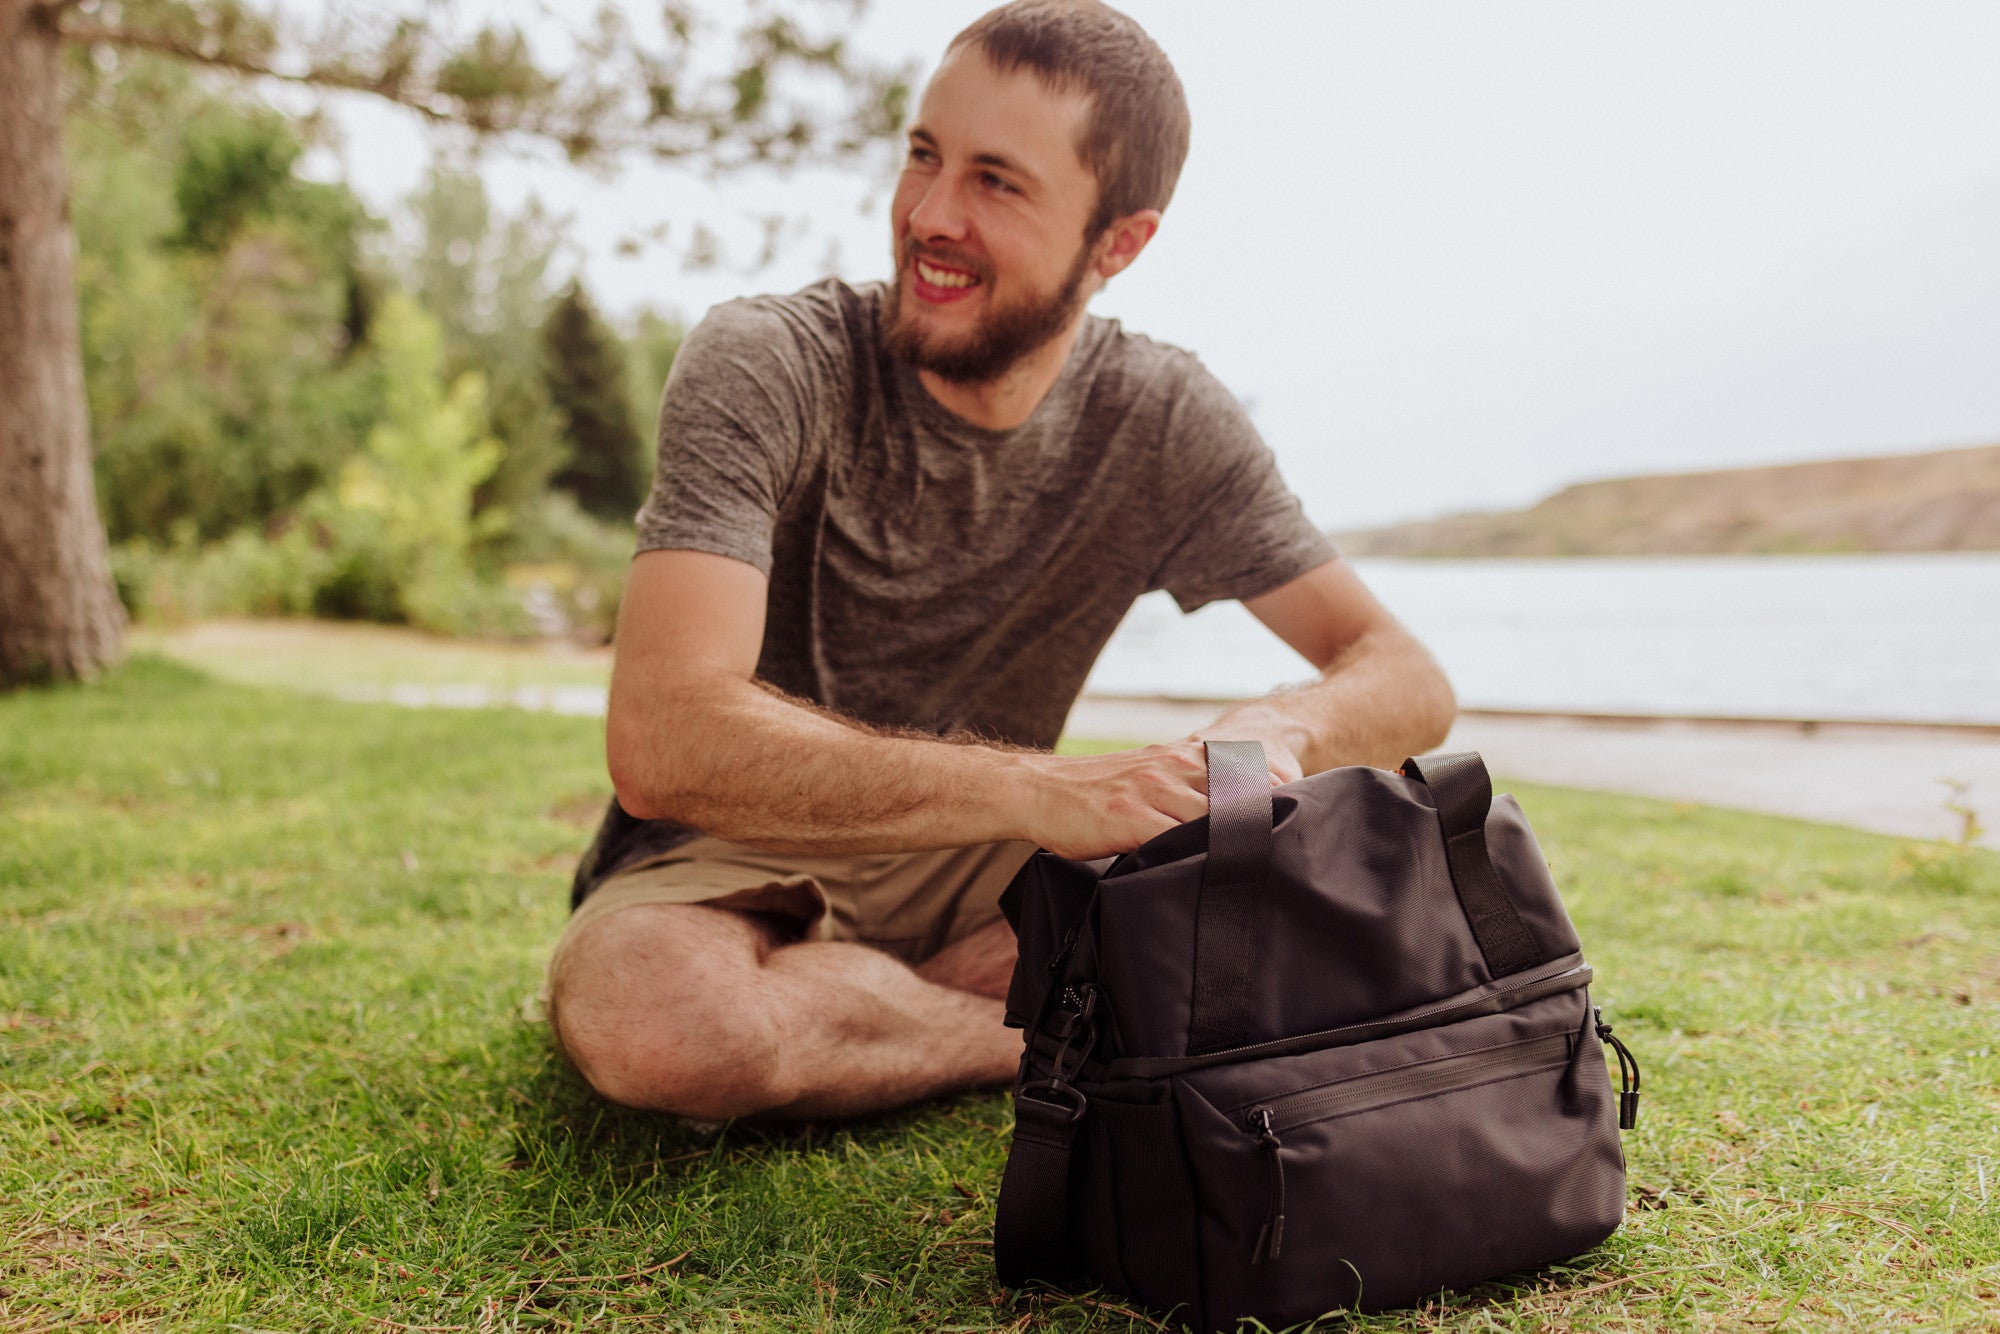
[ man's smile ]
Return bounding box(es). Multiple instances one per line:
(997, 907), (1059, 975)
(912, 255), (984, 303)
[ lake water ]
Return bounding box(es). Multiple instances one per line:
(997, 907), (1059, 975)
(1083, 554), (2000, 725)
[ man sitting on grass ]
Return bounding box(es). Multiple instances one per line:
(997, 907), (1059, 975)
(548, 0), (1455, 1120)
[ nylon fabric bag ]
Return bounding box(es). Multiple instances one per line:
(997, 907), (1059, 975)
(993, 742), (1640, 1329)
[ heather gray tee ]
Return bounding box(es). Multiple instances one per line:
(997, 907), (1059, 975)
(638, 277), (1333, 747)
(573, 278), (1334, 902)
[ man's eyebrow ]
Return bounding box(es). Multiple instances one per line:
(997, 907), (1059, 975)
(906, 127), (1042, 188)
(971, 151), (1040, 188)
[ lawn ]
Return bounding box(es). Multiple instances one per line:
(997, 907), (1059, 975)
(2, 659), (1997, 1331)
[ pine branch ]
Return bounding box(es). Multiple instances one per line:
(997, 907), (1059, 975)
(58, 18), (454, 124)
(53, 4), (911, 173)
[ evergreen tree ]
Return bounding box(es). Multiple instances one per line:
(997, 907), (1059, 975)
(543, 282), (645, 522)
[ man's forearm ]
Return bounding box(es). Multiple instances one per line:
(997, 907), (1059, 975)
(1199, 622), (1456, 776)
(609, 675), (1037, 854)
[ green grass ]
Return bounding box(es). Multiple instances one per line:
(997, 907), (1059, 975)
(3, 658), (1998, 1331)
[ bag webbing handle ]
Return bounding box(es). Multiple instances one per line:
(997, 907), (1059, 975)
(1186, 739), (1273, 1055)
(1402, 751), (1543, 977)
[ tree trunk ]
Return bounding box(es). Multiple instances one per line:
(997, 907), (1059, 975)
(0, 0), (125, 687)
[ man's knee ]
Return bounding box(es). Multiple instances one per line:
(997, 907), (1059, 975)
(549, 905), (793, 1118)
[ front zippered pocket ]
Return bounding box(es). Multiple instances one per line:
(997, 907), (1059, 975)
(1245, 1030), (1574, 1135)
(1235, 1030), (1575, 1265)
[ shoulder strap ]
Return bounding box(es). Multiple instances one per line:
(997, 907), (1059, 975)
(993, 1082), (1084, 1288)
(1186, 739), (1273, 1055)
(1402, 751), (1543, 977)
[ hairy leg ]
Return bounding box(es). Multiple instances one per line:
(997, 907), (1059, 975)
(549, 902), (1019, 1120)
(914, 916), (1018, 1001)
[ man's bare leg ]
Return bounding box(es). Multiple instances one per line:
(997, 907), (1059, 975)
(914, 916), (1018, 1001)
(549, 903), (1019, 1120)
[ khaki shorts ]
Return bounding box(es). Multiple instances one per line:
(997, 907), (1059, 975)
(547, 835), (1040, 983)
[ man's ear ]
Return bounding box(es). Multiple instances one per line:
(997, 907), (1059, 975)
(1093, 209), (1162, 281)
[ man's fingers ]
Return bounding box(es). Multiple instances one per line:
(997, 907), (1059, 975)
(1134, 809), (1183, 846)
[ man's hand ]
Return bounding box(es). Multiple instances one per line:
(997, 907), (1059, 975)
(1186, 561), (1456, 778)
(1013, 742), (1214, 860)
(1189, 703), (1309, 785)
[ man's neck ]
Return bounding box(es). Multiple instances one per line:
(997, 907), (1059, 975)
(916, 318), (1087, 432)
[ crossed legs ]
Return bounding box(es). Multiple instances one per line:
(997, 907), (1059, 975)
(547, 903), (1022, 1120)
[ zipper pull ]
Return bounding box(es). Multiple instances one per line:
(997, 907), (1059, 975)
(1247, 1106), (1287, 1264)
(1595, 1008), (1642, 1130)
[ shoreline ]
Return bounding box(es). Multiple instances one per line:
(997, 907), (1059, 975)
(1070, 695), (2000, 741)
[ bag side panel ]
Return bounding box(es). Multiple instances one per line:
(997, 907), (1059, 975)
(1001, 850), (1110, 1029)
(1075, 1089), (1205, 1327)
(1487, 794), (1583, 961)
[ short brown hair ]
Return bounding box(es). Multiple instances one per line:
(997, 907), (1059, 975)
(947, 0), (1192, 239)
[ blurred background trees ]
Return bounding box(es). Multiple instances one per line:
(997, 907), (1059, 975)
(1, 0), (906, 685)
(83, 64), (671, 641)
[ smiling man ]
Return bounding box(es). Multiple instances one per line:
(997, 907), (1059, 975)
(547, 0), (1455, 1120)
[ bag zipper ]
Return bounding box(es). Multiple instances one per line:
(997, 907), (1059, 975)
(1595, 1006), (1643, 1129)
(1103, 957), (1591, 1080)
(1248, 1106), (1286, 1264)
(1237, 1030), (1573, 1264)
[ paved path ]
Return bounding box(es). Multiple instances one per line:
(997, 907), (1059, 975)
(1063, 698), (2000, 849)
(138, 623), (1996, 849)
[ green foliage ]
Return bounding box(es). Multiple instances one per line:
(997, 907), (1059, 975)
(111, 297), (535, 638)
(171, 104), (300, 252)
(318, 293), (511, 633)
(623, 304), (684, 474)
(69, 55), (382, 545)
(494, 492), (641, 643)
(111, 526), (333, 622)
(3, 669), (1999, 1329)
(544, 281), (646, 520)
(399, 164), (572, 525)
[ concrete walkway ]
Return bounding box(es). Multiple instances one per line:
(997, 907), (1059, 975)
(1062, 697), (2000, 850)
(136, 623), (1996, 850)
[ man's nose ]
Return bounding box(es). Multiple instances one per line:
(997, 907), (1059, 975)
(905, 174), (970, 243)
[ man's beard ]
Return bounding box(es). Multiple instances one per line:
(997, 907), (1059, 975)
(882, 237), (1097, 385)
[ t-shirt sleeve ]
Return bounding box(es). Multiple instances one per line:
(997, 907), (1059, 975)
(633, 299), (817, 574)
(1149, 365), (1337, 612)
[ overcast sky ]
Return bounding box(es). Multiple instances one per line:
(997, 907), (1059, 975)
(312, 1), (2000, 530)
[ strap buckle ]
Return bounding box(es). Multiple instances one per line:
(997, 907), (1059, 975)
(1015, 1077), (1088, 1126)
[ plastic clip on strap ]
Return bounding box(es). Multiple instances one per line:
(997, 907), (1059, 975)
(1401, 752), (1543, 978)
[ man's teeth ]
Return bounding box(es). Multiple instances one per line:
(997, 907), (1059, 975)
(917, 260), (977, 289)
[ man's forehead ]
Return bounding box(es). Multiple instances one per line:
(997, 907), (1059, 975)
(911, 47), (1094, 183)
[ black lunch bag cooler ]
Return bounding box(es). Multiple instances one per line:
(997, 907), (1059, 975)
(994, 743), (1641, 1329)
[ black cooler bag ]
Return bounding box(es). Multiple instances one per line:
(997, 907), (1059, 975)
(994, 743), (1640, 1329)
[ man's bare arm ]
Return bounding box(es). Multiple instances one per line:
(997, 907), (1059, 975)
(606, 549), (1219, 859)
(1193, 560), (1456, 778)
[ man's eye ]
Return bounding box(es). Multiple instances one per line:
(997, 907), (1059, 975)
(982, 172), (1017, 194)
(907, 146), (937, 165)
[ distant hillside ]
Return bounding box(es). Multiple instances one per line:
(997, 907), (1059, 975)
(1338, 444), (2000, 557)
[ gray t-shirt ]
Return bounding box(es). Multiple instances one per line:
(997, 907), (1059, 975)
(637, 277), (1333, 749)
(572, 277), (1333, 903)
